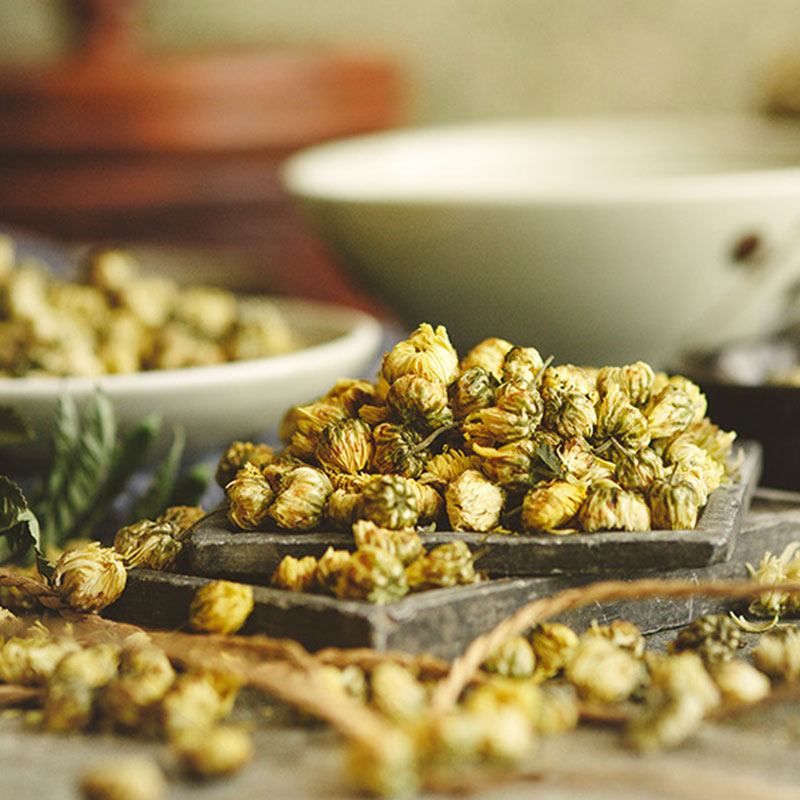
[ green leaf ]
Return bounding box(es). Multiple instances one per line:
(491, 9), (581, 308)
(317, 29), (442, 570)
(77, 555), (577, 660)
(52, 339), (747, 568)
(0, 475), (42, 565)
(0, 406), (34, 445)
(167, 463), (212, 509)
(129, 425), (186, 523)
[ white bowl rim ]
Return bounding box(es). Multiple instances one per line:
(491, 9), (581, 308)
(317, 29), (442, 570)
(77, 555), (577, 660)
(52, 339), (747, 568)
(0, 296), (383, 399)
(283, 113), (800, 205)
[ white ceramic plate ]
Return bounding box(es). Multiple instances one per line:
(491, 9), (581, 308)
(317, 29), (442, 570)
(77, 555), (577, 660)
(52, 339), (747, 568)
(0, 297), (384, 466)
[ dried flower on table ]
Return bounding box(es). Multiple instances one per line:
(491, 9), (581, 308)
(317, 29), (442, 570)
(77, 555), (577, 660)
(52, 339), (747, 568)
(78, 755), (165, 800)
(214, 440), (274, 487)
(0, 625), (75, 685)
(585, 619), (646, 659)
(751, 625), (800, 680)
(332, 546), (409, 604)
(709, 659), (771, 704)
(743, 542), (800, 622)
(352, 520), (423, 566)
(156, 504), (206, 536)
(529, 622), (580, 681)
(51, 542), (127, 613)
(614, 446), (665, 493)
(189, 580), (254, 635)
(318, 663), (368, 702)
(316, 418), (374, 475)
(445, 469), (505, 532)
(225, 462), (274, 530)
(521, 479), (586, 533)
(113, 519), (183, 571)
(100, 640), (175, 729)
(577, 479), (651, 533)
(668, 613), (742, 664)
(269, 466), (333, 530)
(405, 541), (480, 592)
(369, 661), (428, 722)
(482, 635), (537, 678)
(360, 475), (420, 530)
(286, 400), (349, 461)
(159, 671), (236, 738)
(535, 684), (580, 735)
(271, 555), (319, 592)
(172, 724), (254, 778)
(380, 323), (459, 386)
(565, 635), (644, 703)
(346, 726), (420, 799)
(463, 675), (542, 724)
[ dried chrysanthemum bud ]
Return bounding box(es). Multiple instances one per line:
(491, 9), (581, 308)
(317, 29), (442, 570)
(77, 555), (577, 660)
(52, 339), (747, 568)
(501, 345), (545, 386)
(0, 627), (75, 685)
(78, 756), (166, 800)
(332, 546), (409, 604)
(159, 671), (235, 738)
(214, 440), (274, 487)
(406, 479), (445, 526)
(172, 725), (254, 778)
(325, 377), (379, 416)
(644, 383), (697, 440)
(52, 542), (127, 613)
(445, 469), (505, 532)
(674, 417), (737, 464)
(549, 393), (598, 439)
(648, 477), (700, 531)
(353, 520), (424, 565)
(326, 488), (364, 529)
(557, 435), (602, 482)
(529, 622), (580, 680)
(751, 626), (800, 680)
(113, 519), (183, 570)
(594, 384), (650, 451)
(745, 542), (800, 620)
(380, 323), (459, 386)
(709, 659), (770, 704)
(463, 675), (542, 723)
(614, 446), (665, 492)
(585, 619), (646, 658)
(405, 541), (479, 591)
(260, 451), (306, 493)
(346, 726), (420, 799)
(482, 635), (537, 678)
(189, 580), (254, 634)
(318, 663), (368, 702)
(534, 685), (580, 735)
(361, 474), (420, 530)
(358, 402), (392, 427)
(628, 652), (720, 753)
(371, 422), (427, 478)
(565, 635), (644, 703)
(521, 480), (586, 533)
(459, 336), (514, 380)
(386, 373), (454, 432)
(577, 479), (651, 533)
(461, 405), (537, 448)
(271, 555), (319, 592)
(225, 462), (274, 530)
(286, 400), (349, 460)
(419, 447), (482, 489)
(541, 364), (598, 406)
(472, 438), (539, 489)
(494, 379), (544, 425)
(369, 661), (428, 722)
(100, 640), (175, 729)
(314, 546), (353, 594)
(316, 418), (373, 474)
(596, 361), (655, 406)
(663, 441), (725, 507)
(156, 505), (206, 537)
(43, 644), (120, 732)
(448, 366), (497, 419)
(270, 466), (333, 530)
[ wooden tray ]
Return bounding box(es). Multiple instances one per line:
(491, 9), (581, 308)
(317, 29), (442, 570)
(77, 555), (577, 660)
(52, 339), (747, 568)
(107, 498), (798, 660)
(186, 442), (762, 580)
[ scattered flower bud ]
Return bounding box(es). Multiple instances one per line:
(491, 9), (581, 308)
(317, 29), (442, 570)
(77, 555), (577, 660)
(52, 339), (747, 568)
(578, 479), (651, 532)
(361, 475), (420, 530)
(369, 661), (428, 722)
(215, 440), (274, 487)
(189, 580), (254, 635)
(445, 469), (505, 531)
(387, 373), (453, 432)
(752, 626), (800, 680)
(333, 546), (409, 604)
(172, 725), (254, 778)
(114, 519), (183, 571)
(371, 422), (427, 478)
(314, 546), (353, 593)
(380, 323), (459, 386)
(566, 636), (644, 703)
(353, 520), (424, 565)
(529, 622), (580, 680)
(745, 542), (800, 620)
(270, 466), (333, 530)
(271, 555), (319, 592)
(225, 462), (274, 530)
(482, 635), (537, 678)
(521, 480), (586, 533)
(405, 541), (480, 591)
(709, 659), (770, 704)
(52, 542), (127, 613)
(78, 756), (165, 800)
(316, 418), (373, 475)
(586, 619), (646, 658)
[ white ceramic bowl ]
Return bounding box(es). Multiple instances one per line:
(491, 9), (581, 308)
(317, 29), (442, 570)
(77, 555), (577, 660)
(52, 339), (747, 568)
(0, 297), (383, 466)
(283, 114), (800, 367)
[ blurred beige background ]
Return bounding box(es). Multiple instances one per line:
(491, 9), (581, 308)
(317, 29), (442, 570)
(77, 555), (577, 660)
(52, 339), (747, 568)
(1, 0), (798, 123)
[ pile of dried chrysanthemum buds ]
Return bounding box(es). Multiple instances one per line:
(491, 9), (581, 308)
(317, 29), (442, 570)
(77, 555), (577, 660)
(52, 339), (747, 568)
(0, 614), (252, 791)
(216, 323), (736, 564)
